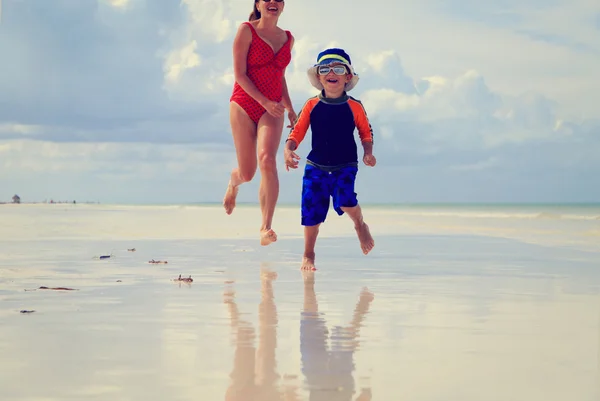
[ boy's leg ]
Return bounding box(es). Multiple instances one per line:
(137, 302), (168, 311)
(302, 224), (320, 271)
(301, 165), (331, 270)
(332, 166), (375, 255)
(340, 204), (374, 255)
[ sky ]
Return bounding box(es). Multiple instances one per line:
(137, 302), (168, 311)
(0, 0), (599, 204)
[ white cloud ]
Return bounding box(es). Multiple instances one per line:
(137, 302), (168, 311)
(163, 40), (202, 84)
(0, 140), (232, 175)
(0, 123), (41, 136)
(105, 0), (130, 9)
(282, 0), (600, 119)
(354, 50), (583, 150)
(450, 157), (499, 171)
(180, 0), (233, 43)
(365, 50), (418, 94)
(157, 0), (238, 100)
(0, 139), (236, 203)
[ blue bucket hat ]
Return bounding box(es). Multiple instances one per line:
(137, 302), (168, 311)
(307, 48), (359, 92)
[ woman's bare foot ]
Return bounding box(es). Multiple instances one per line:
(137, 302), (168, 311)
(260, 228), (277, 246)
(223, 289), (235, 304)
(223, 181), (239, 215)
(301, 269), (315, 283)
(301, 252), (316, 271)
(355, 222), (375, 254)
(355, 388), (372, 401)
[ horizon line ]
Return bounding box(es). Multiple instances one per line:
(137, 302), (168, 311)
(4, 200), (600, 207)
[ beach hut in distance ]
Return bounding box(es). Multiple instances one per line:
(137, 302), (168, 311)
(12, 194), (20, 204)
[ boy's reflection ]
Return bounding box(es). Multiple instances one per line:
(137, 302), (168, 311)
(223, 269), (299, 401)
(301, 271), (373, 401)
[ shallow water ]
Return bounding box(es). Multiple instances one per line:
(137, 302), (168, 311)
(0, 205), (599, 400)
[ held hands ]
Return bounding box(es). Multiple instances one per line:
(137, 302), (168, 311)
(261, 99), (296, 123)
(263, 100), (286, 118)
(363, 153), (377, 167)
(284, 147), (300, 171)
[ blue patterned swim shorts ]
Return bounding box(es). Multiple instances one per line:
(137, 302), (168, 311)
(301, 163), (359, 226)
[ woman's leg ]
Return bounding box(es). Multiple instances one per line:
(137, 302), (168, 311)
(256, 111), (284, 245)
(224, 101), (259, 215)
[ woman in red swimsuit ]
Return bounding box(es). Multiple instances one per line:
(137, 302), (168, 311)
(224, 0), (297, 246)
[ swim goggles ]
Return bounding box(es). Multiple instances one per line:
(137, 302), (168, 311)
(317, 65), (348, 75)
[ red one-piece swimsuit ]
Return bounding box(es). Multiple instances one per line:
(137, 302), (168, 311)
(230, 22), (293, 125)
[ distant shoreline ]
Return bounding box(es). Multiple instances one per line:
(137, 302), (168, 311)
(0, 201), (99, 205)
(3, 201), (599, 208)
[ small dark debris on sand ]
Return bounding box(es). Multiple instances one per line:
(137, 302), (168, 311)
(20, 310), (35, 314)
(116, 280), (122, 282)
(149, 259), (168, 264)
(99, 255), (112, 259)
(127, 248), (136, 252)
(40, 286), (77, 291)
(25, 286), (78, 291)
(173, 275), (193, 283)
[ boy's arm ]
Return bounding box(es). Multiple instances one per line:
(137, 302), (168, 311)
(284, 98), (315, 170)
(361, 140), (373, 156)
(285, 137), (298, 151)
(349, 99), (376, 166)
(349, 99), (374, 154)
(286, 97), (317, 148)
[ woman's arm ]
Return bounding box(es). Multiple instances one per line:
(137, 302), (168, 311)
(280, 36), (295, 111)
(232, 23), (269, 106)
(281, 76), (293, 111)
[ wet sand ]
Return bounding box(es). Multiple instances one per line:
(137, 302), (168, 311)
(0, 204), (599, 400)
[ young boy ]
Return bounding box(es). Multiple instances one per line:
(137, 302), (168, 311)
(284, 48), (376, 271)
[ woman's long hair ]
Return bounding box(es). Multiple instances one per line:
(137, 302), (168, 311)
(249, 0), (261, 21)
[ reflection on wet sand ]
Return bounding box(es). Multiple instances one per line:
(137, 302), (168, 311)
(301, 271), (373, 401)
(223, 268), (300, 401)
(222, 268), (374, 401)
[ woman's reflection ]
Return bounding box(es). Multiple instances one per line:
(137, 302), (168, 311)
(300, 271), (373, 401)
(223, 268), (299, 401)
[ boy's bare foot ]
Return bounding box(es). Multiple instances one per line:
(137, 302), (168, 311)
(360, 287), (375, 302)
(223, 181), (238, 215)
(260, 267), (278, 281)
(260, 228), (277, 246)
(355, 222), (375, 255)
(301, 254), (316, 271)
